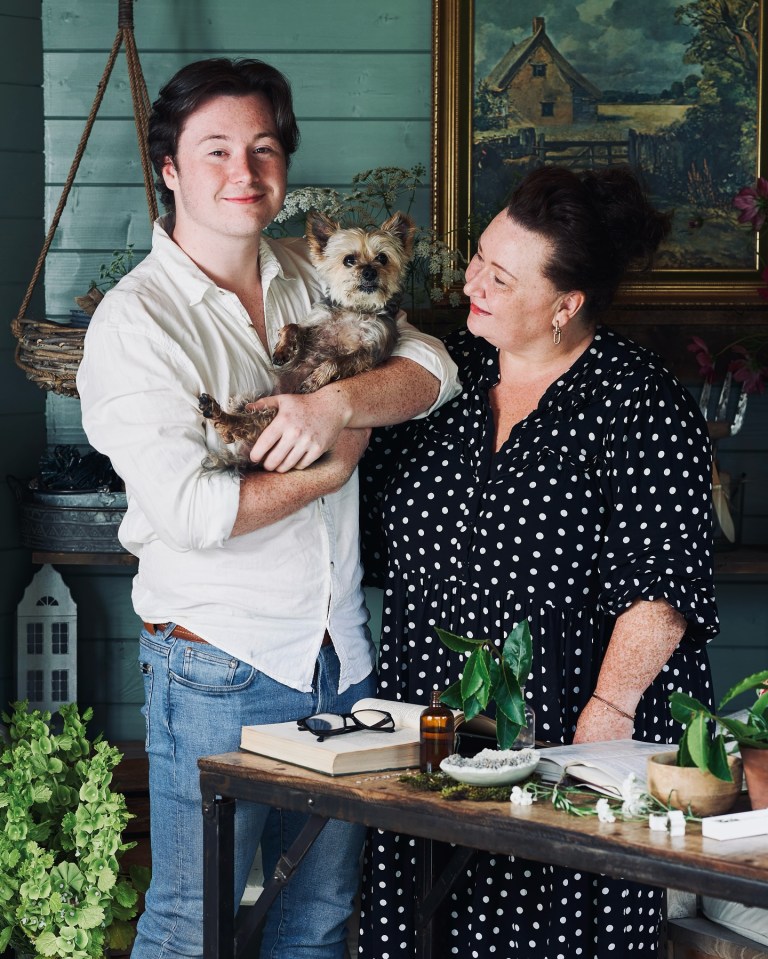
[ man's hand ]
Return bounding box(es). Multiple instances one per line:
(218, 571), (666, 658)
(247, 387), (353, 472)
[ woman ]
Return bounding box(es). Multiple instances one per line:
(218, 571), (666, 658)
(357, 166), (719, 959)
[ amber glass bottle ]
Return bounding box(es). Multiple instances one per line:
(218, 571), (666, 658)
(419, 689), (455, 772)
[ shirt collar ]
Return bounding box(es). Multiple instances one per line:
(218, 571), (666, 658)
(151, 216), (295, 306)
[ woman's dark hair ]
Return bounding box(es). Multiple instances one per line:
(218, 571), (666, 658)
(148, 58), (300, 211)
(505, 165), (671, 317)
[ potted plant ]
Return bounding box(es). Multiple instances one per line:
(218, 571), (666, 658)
(0, 701), (149, 959)
(650, 669), (768, 814)
(73, 246), (135, 319)
(435, 619), (533, 749)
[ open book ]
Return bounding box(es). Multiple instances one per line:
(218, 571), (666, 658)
(240, 697), (498, 776)
(535, 739), (664, 798)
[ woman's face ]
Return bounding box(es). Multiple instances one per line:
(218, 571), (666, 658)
(464, 211), (565, 353)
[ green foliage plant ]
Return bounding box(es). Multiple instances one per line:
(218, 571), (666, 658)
(0, 701), (150, 959)
(669, 668), (768, 783)
(435, 619), (533, 749)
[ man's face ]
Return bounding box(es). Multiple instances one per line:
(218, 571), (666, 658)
(161, 93), (287, 246)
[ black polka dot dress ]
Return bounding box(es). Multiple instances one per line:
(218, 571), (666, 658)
(357, 326), (719, 959)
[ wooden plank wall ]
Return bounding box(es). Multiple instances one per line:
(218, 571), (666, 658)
(0, 0), (46, 712)
(31, 0), (767, 738)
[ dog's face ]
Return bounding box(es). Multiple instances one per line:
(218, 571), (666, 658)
(306, 210), (416, 311)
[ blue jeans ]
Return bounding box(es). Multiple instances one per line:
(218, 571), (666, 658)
(132, 626), (375, 959)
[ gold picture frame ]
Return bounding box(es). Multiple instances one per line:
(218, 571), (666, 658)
(432, 0), (766, 308)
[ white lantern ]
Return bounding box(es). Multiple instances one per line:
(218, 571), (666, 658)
(16, 564), (77, 711)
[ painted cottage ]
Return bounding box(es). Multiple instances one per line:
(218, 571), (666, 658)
(485, 17), (601, 127)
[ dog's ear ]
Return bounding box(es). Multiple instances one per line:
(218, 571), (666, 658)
(306, 210), (340, 256)
(381, 212), (417, 258)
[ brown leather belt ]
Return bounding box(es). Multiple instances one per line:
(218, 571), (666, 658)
(143, 622), (209, 644)
(144, 622), (333, 648)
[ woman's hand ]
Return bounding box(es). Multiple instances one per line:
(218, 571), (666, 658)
(573, 696), (634, 743)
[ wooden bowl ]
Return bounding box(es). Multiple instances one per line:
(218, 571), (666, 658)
(647, 751), (742, 817)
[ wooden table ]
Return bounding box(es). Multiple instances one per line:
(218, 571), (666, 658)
(198, 751), (768, 959)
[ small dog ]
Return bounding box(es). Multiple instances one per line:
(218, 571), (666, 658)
(199, 209), (416, 469)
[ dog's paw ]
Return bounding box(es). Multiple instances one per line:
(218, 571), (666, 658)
(199, 393), (221, 419)
(272, 324), (303, 366)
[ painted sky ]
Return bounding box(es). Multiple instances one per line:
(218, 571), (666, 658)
(475, 0), (700, 93)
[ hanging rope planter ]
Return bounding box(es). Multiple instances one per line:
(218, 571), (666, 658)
(12, 0), (157, 398)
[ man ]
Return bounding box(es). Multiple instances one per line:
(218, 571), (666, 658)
(77, 58), (459, 959)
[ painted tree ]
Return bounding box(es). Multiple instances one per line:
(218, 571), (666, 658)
(674, 0), (759, 197)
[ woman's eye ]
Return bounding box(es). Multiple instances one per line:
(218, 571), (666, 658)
(375, 253), (389, 265)
(343, 254), (356, 267)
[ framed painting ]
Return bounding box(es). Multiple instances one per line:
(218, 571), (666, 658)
(432, 0), (766, 307)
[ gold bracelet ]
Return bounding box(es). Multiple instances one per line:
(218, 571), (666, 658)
(591, 692), (635, 722)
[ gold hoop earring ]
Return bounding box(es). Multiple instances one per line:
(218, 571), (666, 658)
(553, 321), (562, 346)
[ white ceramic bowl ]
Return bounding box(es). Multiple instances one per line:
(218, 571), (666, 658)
(440, 748), (540, 786)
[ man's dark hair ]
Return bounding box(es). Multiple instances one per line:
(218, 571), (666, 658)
(148, 58), (300, 212)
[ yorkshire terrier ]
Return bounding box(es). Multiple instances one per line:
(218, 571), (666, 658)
(199, 209), (416, 470)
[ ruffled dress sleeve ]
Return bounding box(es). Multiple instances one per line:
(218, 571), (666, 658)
(597, 369), (719, 643)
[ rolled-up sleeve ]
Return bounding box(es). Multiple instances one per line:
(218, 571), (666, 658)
(597, 374), (719, 643)
(391, 313), (461, 416)
(77, 308), (240, 553)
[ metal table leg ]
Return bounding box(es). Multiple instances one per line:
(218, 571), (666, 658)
(203, 795), (236, 959)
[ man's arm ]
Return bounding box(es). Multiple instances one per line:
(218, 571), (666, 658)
(248, 356), (440, 472)
(248, 316), (461, 472)
(231, 427), (370, 535)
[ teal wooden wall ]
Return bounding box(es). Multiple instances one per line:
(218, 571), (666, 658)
(0, 1), (46, 712)
(7, 0), (763, 738)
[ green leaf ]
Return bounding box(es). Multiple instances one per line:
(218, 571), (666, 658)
(462, 692), (484, 723)
(676, 732), (694, 767)
(77, 904), (106, 929)
(685, 713), (713, 772)
(707, 737), (734, 783)
(35, 931), (60, 956)
(501, 621), (532, 684)
(669, 691), (709, 725)
(129, 864), (152, 894)
(495, 712), (522, 750)
(750, 693), (768, 724)
(460, 649), (491, 705)
(719, 670), (768, 710)
(107, 917), (138, 951)
(439, 682), (463, 710)
(434, 627), (486, 654)
(492, 663), (526, 726)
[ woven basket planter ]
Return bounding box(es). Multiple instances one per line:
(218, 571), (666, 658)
(11, 317), (85, 398)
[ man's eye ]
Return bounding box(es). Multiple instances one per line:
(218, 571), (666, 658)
(343, 255), (357, 267)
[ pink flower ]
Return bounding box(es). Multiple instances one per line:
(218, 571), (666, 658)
(733, 177), (768, 231)
(687, 335), (717, 382)
(729, 346), (768, 395)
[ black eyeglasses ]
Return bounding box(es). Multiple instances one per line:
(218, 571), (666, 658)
(297, 709), (395, 742)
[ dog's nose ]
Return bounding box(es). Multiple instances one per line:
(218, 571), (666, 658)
(361, 265), (378, 283)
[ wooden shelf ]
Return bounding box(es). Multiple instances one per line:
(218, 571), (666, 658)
(32, 550), (137, 566)
(713, 547), (768, 577)
(31, 547), (768, 575)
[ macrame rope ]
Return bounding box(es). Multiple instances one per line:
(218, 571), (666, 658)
(14, 0), (156, 326)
